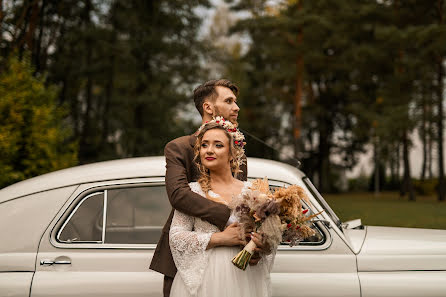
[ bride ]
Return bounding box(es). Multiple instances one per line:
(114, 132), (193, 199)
(169, 118), (275, 297)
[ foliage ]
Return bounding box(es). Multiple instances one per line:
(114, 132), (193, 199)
(348, 176), (369, 193)
(229, 0), (380, 192)
(413, 179), (438, 196)
(1, 0), (212, 164)
(1, 0), (445, 199)
(0, 55), (77, 188)
(227, 0), (446, 197)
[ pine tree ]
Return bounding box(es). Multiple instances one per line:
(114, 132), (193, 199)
(3, 0), (214, 163)
(230, 0), (381, 192)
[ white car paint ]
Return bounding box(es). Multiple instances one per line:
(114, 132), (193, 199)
(0, 157), (445, 297)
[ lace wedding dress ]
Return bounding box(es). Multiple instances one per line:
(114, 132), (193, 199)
(169, 181), (275, 297)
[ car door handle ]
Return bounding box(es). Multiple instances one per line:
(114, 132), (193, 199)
(40, 259), (71, 266)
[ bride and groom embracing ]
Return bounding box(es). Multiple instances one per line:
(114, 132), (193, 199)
(150, 79), (276, 297)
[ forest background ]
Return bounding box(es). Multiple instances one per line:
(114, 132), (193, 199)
(1, 0), (446, 222)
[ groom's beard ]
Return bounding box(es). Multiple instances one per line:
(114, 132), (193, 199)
(214, 106), (238, 127)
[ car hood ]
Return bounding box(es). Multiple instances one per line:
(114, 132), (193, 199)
(357, 226), (446, 271)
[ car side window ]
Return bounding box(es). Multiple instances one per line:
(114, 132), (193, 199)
(105, 186), (170, 244)
(57, 185), (171, 245)
(58, 192), (104, 243)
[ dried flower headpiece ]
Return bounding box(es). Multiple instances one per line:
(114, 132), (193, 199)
(197, 116), (246, 147)
(197, 116), (246, 169)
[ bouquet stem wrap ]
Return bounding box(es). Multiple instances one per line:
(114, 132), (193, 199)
(231, 240), (256, 270)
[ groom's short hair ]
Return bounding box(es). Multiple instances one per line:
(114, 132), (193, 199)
(193, 79), (239, 116)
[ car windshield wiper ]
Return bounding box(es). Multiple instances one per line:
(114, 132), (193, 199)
(302, 176), (343, 232)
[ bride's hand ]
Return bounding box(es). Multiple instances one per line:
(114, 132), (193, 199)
(251, 232), (271, 254)
(207, 222), (245, 249)
(221, 222), (246, 246)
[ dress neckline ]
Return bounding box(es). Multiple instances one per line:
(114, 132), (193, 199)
(207, 181), (251, 205)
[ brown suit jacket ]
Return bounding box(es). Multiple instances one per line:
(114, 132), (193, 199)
(149, 134), (247, 278)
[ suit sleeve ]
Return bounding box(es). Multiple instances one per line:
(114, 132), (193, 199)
(164, 140), (230, 231)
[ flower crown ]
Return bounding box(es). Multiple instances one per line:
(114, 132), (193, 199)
(198, 116), (246, 147)
(197, 116), (246, 169)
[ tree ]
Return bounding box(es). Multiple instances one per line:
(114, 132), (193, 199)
(0, 54), (77, 188)
(434, 0), (445, 201)
(230, 0), (379, 192)
(48, 0), (213, 163)
(390, 0), (446, 201)
(2, 0), (214, 164)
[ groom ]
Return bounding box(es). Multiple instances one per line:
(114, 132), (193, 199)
(150, 79), (266, 297)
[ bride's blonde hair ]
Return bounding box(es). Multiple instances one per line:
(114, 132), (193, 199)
(193, 122), (241, 198)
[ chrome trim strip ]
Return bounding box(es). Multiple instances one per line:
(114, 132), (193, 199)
(102, 190), (108, 243)
(56, 192), (104, 243)
(50, 243), (158, 249)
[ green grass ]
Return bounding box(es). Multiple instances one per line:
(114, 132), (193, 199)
(323, 191), (446, 230)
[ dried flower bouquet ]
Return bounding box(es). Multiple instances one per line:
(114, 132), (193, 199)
(230, 178), (322, 270)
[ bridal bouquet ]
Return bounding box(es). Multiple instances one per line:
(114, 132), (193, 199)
(230, 179), (322, 270)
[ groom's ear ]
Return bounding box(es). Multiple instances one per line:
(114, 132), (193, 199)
(203, 101), (214, 117)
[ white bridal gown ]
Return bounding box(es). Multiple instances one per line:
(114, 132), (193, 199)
(169, 181), (275, 297)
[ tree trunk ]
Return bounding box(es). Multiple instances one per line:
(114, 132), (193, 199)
(79, 0), (94, 163)
(24, 0), (40, 53)
(33, 0), (46, 74)
(396, 142), (401, 184)
(420, 93), (427, 180)
(318, 116), (331, 193)
(427, 115), (433, 179)
(293, 4), (303, 159)
(389, 143), (396, 186)
(0, 0), (4, 32)
(132, 103), (145, 157)
(437, 0), (445, 201)
(402, 130), (416, 201)
(293, 53), (303, 158)
(17, 3), (31, 60)
(374, 137), (380, 196)
(437, 58), (445, 201)
(101, 31), (116, 154)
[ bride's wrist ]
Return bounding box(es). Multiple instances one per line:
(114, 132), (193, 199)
(207, 232), (223, 249)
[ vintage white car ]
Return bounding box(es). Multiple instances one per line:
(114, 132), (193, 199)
(1, 157), (445, 297)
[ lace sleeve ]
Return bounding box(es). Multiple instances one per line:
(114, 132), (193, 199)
(169, 209), (213, 295)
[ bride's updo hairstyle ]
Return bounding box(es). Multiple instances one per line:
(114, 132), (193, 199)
(193, 117), (245, 196)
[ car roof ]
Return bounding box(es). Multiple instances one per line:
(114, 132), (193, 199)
(0, 156), (305, 203)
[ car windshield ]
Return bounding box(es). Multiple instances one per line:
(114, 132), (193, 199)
(302, 176), (343, 231)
